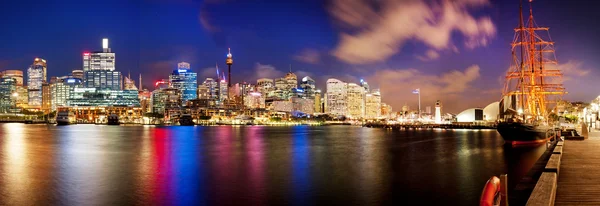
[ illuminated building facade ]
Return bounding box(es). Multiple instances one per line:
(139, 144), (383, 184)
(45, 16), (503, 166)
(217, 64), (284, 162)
(83, 38), (115, 72)
(244, 92), (265, 109)
(83, 38), (121, 90)
(300, 76), (316, 99)
(67, 88), (140, 107)
(155, 79), (169, 90)
(202, 78), (219, 101)
(0, 76), (16, 113)
(365, 89), (382, 119)
(326, 78), (347, 116)
(51, 77), (82, 110)
(1, 70), (24, 86)
(169, 62), (197, 104)
(219, 79), (228, 102)
(292, 97), (314, 115)
(27, 58), (47, 108)
(124, 76), (138, 91)
(16, 86), (28, 108)
(347, 83), (365, 119)
(42, 83), (51, 112)
(72, 70), (84, 80)
(257, 78), (274, 96)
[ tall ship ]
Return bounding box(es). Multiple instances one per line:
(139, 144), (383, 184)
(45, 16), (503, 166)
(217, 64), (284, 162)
(497, 0), (566, 145)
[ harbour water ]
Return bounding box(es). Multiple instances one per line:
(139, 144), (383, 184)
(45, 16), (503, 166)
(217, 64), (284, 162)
(0, 124), (546, 205)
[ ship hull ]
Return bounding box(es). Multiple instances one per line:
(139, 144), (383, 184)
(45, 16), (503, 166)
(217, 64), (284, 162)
(497, 122), (555, 145)
(178, 116), (194, 126)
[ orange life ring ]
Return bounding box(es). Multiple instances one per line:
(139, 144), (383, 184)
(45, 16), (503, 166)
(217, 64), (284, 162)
(480, 176), (501, 206)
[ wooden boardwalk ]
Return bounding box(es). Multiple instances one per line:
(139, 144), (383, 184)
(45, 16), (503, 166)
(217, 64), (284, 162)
(555, 131), (600, 205)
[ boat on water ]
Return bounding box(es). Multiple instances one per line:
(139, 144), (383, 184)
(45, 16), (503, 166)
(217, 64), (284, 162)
(107, 113), (120, 125)
(497, 0), (566, 145)
(178, 114), (194, 126)
(56, 111), (76, 125)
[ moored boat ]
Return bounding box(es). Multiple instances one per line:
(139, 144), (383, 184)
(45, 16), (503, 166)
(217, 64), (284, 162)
(497, 0), (566, 145)
(56, 111), (76, 125)
(178, 114), (194, 126)
(107, 113), (120, 125)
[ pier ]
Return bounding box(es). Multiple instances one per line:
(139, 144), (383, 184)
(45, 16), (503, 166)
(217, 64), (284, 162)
(520, 129), (600, 205)
(363, 122), (497, 129)
(554, 131), (600, 205)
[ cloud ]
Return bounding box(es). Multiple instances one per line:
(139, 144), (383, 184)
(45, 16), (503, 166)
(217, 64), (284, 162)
(366, 65), (484, 113)
(254, 63), (285, 80)
(553, 60), (591, 80)
(199, 12), (219, 32)
(416, 50), (441, 61)
(293, 49), (321, 64)
(329, 0), (496, 64)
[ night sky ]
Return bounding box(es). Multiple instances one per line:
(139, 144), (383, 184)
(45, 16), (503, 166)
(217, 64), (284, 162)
(1, 0), (598, 113)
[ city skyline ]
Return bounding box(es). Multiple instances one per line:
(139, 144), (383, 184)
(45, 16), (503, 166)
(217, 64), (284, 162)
(1, 0), (598, 113)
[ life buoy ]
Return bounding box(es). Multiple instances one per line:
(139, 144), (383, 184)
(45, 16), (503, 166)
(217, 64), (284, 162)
(480, 176), (501, 206)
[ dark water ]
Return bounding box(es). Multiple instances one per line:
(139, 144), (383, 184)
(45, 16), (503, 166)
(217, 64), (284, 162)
(0, 124), (546, 205)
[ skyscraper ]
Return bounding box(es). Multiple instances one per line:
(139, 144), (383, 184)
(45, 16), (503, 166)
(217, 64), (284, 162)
(27, 58), (47, 108)
(51, 77), (82, 111)
(300, 76), (316, 99)
(83, 39), (121, 90)
(347, 83), (365, 119)
(256, 78), (275, 97)
(0, 76), (16, 113)
(1, 70), (24, 86)
(83, 38), (115, 72)
(326, 78), (347, 116)
(170, 62), (197, 104)
(365, 89), (382, 119)
(203, 78), (219, 101)
(42, 83), (51, 113)
(72, 70), (84, 80)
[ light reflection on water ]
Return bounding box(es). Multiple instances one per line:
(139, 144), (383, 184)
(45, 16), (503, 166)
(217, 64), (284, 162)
(0, 124), (545, 205)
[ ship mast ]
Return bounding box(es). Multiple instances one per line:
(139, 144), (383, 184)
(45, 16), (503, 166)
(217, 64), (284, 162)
(503, 0), (566, 122)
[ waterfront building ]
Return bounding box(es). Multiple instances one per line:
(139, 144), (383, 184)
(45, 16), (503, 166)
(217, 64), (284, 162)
(51, 77), (82, 111)
(27, 58), (47, 108)
(314, 89), (322, 113)
(381, 103), (392, 118)
(1, 70), (24, 86)
(326, 78), (347, 116)
(365, 89), (381, 119)
(15, 86), (28, 108)
(0, 76), (16, 113)
(170, 62), (197, 104)
(150, 88), (181, 119)
(67, 88), (140, 107)
(426, 106), (432, 115)
(347, 83), (365, 119)
(292, 97), (314, 115)
(245, 91), (265, 109)
(72, 70), (84, 80)
(272, 100), (293, 112)
(138, 89), (152, 113)
(42, 83), (51, 113)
